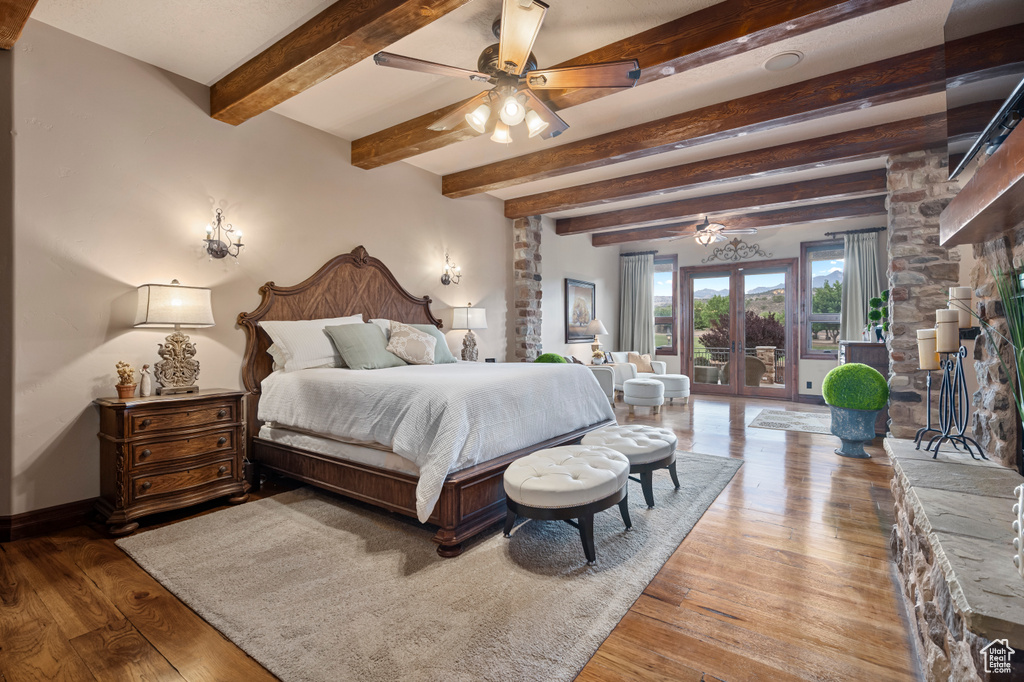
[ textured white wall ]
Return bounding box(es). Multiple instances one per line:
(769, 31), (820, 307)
(9, 21), (513, 514)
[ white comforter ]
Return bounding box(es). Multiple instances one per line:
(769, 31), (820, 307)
(259, 362), (615, 522)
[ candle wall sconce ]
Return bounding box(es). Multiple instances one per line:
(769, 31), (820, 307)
(204, 209), (243, 260)
(441, 251), (461, 286)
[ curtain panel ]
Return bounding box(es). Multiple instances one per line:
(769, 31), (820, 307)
(618, 252), (655, 355)
(839, 232), (882, 341)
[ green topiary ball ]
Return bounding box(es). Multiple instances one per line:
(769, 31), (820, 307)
(867, 309), (883, 322)
(534, 353), (567, 364)
(868, 297), (883, 309)
(822, 363), (889, 411)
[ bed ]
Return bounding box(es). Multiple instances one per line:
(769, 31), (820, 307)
(238, 246), (615, 556)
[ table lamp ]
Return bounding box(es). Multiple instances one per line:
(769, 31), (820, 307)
(452, 304), (487, 362)
(134, 280), (215, 394)
(586, 318), (608, 354)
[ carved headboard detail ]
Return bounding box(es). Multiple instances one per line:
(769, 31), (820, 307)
(237, 245), (442, 399)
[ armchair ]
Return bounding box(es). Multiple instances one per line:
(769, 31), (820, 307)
(607, 351), (666, 392)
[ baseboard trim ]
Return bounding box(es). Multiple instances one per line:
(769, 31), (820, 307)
(0, 498), (97, 543)
(797, 394), (826, 406)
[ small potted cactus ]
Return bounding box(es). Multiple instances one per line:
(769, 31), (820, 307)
(115, 361), (137, 399)
(822, 362), (889, 458)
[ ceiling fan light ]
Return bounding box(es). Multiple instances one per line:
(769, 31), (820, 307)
(491, 121), (513, 144)
(695, 231), (716, 247)
(499, 94), (527, 126)
(525, 109), (549, 138)
(465, 103), (492, 133)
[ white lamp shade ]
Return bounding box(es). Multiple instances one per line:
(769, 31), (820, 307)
(585, 318), (608, 336)
(135, 282), (215, 328)
(452, 307), (487, 330)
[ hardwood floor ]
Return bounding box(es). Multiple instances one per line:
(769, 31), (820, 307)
(0, 395), (920, 681)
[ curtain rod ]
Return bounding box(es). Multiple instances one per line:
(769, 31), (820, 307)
(822, 226), (886, 238)
(620, 250), (659, 257)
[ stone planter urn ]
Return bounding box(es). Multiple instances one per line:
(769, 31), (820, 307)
(822, 362), (890, 459)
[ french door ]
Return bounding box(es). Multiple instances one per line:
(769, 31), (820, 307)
(681, 259), (797, 399)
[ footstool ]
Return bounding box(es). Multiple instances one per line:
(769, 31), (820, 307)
(582, 425), (680, 509)
(650, 374), (690, 405)
(623, 377), (665, 415)
(503, 445), (632, 565)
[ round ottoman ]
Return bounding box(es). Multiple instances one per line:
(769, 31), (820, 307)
(582, 425), (680, 508)
(623, 377), (665, 415)
(652, 374), (690, 405)
(503, 445), (632, 565)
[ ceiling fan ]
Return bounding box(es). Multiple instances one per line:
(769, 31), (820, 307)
(372, 0), (641, 143)
(687, 217), (758, 246)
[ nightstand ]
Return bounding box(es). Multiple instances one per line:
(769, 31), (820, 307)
(94, 389), (249, 535)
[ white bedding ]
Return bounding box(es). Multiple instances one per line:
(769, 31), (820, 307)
(259, 362), (615, 522)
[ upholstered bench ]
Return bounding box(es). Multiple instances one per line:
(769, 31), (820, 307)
(623, 377), (665, 415)
(650, 374), (690, 405)
(582, 424), (680, 509)
(503, 445), (632, 565)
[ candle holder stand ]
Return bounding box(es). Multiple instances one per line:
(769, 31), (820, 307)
(914, 370), (941, 449)
(925, 331), (986, 460)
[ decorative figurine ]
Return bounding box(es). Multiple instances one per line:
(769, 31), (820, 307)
(139, 364), (153, 397)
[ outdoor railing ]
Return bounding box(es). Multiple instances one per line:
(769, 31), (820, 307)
(693, 345), (786, 384)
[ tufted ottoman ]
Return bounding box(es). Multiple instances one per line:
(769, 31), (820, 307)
(623, 377), (665, 415)
(503, 445), (632, 565)
(651, 374), (690, 405)
(582, 425), (680, 508)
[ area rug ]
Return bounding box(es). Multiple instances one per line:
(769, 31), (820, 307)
(748, 408), (831, 434)
(117, 451), (741, 682)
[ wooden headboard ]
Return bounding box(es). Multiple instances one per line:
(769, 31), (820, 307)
(237, 246), (442, 446)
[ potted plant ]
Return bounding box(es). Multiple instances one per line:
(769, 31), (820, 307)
(867, 290), (890, 342)
(115, 361), (137, 399)
(592, 350), (605, 365)
(822, 362), (889, 458)
(533, 353), (567, 364)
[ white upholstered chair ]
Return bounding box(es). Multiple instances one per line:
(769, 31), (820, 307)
(587, 365), (615, 406)
(607, 351), (667, 393)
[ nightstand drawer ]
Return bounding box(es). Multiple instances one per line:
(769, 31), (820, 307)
(129, 400), (236, 436)
(131, 429), (236, 467)
(132, 458), (235, 501)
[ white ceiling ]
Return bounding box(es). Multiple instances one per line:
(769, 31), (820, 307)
(31, 0), (1016, 228)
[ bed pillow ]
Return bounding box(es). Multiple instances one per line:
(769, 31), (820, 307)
(267, 343), (285, 372)
(325, 323), (407, 370)
(260, 315), (364, 372)
(369, 318), (392, 340)
(410, 324), (459, 364)
(387, 321), (437, 365)
(627, 352), (654, 373)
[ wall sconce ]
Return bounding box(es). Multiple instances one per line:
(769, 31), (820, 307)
(441, 251), (461, 286)
(204, 209), (243, 260)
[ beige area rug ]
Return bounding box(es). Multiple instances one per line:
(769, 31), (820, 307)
(748, 408), (832, 434)
(117, 451), (741, 682)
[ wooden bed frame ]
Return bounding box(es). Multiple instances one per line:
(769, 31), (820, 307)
(237, 246), (611, 557)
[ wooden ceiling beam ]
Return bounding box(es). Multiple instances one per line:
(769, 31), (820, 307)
(505, 101), (994, 219)
(556, 169), (887, 235)
(591, 196), (887, 246)
(210, 0), (474, 126)
(350, 0), (913, 170)
(0, 0), (39, 50)
(444, 24), (1023, 198)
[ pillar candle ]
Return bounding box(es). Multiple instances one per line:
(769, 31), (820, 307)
(935, 309), (960, 352)
(917, 329), (940, 370)
(949, 286), (973, 328)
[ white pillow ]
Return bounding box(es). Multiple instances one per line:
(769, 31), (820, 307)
(260, 315), (363, 372)
(387, 321), (437, 365)
(267, 343), (285, 372)
(369, 318), (392, 340)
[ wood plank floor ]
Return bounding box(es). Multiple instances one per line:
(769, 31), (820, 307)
(0, 395), (920, 681)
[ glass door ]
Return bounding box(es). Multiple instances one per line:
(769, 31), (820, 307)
(739, 264), (793, 398)
(683, 271), (735, 394)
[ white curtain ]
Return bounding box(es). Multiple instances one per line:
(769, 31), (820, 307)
(618, 252), (655, 355)
(840, 232), (882, 341)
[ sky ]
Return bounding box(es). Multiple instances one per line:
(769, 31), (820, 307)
(812, 259), (844, 277)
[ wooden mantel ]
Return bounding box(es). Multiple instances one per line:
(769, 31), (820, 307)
(940, 122), (1024, 246)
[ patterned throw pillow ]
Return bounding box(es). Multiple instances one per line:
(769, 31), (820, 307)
(387, 321), (437, 365)
(627, 352), (654, 373)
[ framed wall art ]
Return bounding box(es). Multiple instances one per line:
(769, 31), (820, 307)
(565, 278), (596, 343)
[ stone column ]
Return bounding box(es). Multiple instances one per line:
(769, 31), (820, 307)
(886, 150), (962, 439)
(512, 216), (542, 362)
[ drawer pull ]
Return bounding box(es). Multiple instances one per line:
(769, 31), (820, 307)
(140, 481), (151, 491)
(218, 466), (228, 476)
(140, 419), (151, 428)
(217, 437), (227, 446)
(140, 449), (151, 459)
(217, 409), (227, 419)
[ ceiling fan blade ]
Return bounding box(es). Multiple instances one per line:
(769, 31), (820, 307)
(428, 91), (496, 132)
(721, 228), (758, 235)
(373, 52), (491, 83)
(519, 89), (569, 139)
(498, 0), (548, 76)
(525, 60), (641, 90)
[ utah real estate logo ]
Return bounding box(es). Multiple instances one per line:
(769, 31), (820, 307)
(981, 639), (1015, 675)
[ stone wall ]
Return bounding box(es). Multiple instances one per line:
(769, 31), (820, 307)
(886, 150), (963, 438)
(969, 221), (1024, 469)
(513, 216), (543, 361)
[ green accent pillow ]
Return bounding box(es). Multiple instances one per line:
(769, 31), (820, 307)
(325, 324), (407, 370)
(410, 324), (458, 364)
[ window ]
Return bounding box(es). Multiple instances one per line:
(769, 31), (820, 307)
(801, 240), (844, 358)
(653, 255), (677, 355)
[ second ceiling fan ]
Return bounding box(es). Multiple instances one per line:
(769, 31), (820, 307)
(373, 0), (641, 143)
